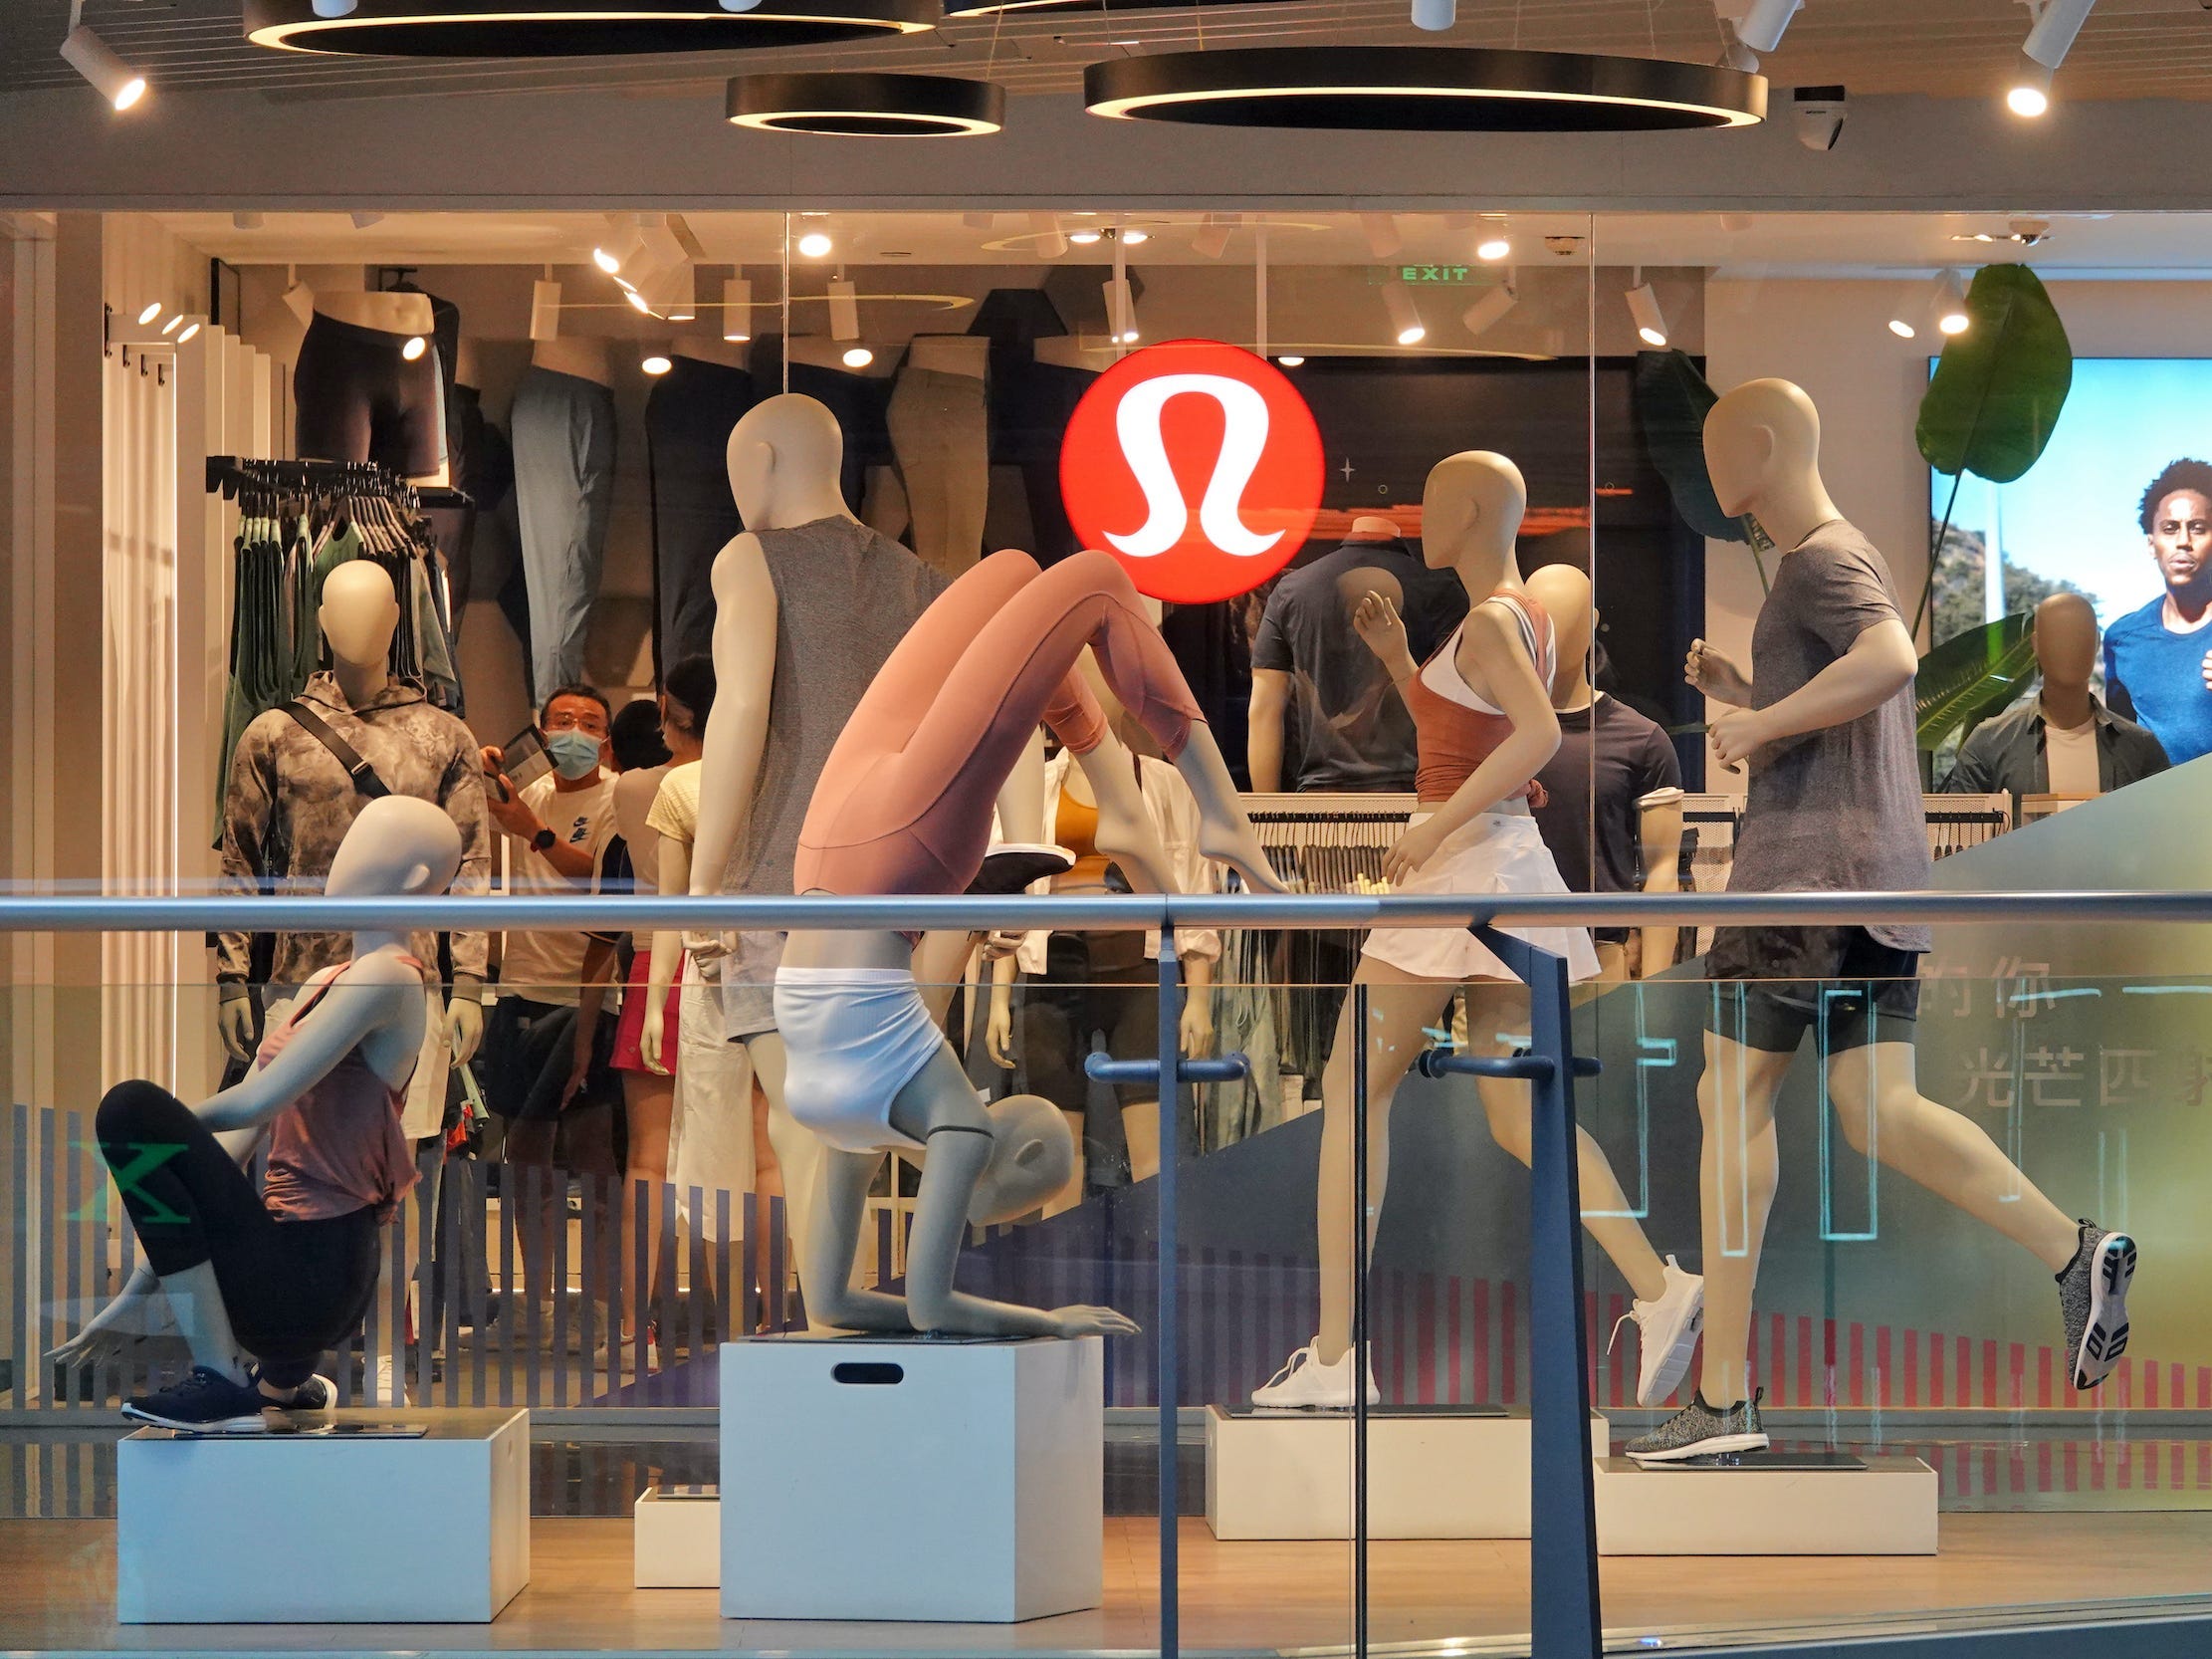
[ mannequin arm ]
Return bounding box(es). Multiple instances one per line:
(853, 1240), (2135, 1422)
(1636, 790), (1684, 976)
(198, 958), (418, 1133)
(1180, 951), (1215, 1054)
(1247, 669), (1291, 793)
(1711, 618), (1916, 768)
(987, 953), (1017, 1069)
(690, 538), (778, 896)
(641, 838), (690, 1075)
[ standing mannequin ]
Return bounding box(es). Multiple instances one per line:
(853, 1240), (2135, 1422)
(888, 335), (993, 582)
(1524, 565), (1685, 980)
(512, 338), (617, 705)
(56, 799), (462, 1431)
(689, 393), (949, 1278)
(1631, 379), (2133, 1463)
(294, 287), (450, 487)
(218, 560), (487, 1089)
(1252, 453), (1701, 1412)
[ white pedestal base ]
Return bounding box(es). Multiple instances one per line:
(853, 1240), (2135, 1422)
(117, 1408), (530, 1622)
(1595, 1454), (1938, 1554)
(720, 1335), (1103, 1623)
(635, 1487), (721, 1587)
(1205, 1405), (1610, 1540)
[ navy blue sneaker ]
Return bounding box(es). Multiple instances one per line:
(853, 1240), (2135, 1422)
(122, 1366), (271, 1433)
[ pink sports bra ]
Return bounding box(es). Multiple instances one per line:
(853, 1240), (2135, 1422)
(1396, 590), (1556, 808)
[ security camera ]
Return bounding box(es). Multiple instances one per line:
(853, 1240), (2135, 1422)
(1792, 84), (1847, 151)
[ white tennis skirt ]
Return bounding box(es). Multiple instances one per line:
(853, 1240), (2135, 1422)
(773, 967), (946, 1155)
(1361, 810), (1601, 985)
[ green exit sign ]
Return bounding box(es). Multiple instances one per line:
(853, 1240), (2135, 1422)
(1373, 264), (1478, 285)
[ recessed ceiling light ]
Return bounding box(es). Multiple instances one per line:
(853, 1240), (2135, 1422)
(1887, 318), (1916, 339)
(402, 336), (428, 360)
(1276, 354), (1305, 366)
(1476, 235), (1511, 261)
(643, 354), (674, 375)
(842, 346), (875, 367)
(1119, 227), (1151, 245)
(176, 320), (202, 343)
(1069, 228), (1104, 245)
(796, 230), (834, 258)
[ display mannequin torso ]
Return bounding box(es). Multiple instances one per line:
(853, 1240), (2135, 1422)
(313, 290), (437, 339)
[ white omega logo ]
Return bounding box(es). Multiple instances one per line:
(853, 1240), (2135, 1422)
(1105, 372), (1282, 561)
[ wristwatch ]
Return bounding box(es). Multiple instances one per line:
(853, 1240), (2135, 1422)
(531, 826), (556, 853)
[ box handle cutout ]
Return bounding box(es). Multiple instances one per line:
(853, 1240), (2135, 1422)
(831, 1362), (906, 1386)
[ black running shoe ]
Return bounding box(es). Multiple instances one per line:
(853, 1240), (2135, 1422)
(2060, 1222), (2135, 1392)
(253, 1369), (336, 1413)
(122, 1366), (271, 1434)
(1625, 1389), (1768, 1464)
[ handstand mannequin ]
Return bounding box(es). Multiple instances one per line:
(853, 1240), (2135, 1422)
(218, 561), (485, 1070)
(777, 547), (1286, 1338)
(1649, 378), (2109, 1458)
(1253, 453), (1699, 1411)
(1523, 564), (1684, 981)
(302, 287), (449, 488)
(55, 798), (461, 1430)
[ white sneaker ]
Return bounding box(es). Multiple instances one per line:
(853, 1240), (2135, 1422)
(1251, 1339), (1382, 1410)
(1610, 1256), (1703, 1407)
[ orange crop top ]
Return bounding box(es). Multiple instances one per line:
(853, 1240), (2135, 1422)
(1395, 590), (1555, 807)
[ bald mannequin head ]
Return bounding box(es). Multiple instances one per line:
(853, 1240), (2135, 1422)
(1525, 564), (1594, 704)
(726, 393), (848, 530)
(1703, 378), (1841, 549)
(2035, 592), (2100, 695)
(1422, 450), (1527, 593)
(319, 559), (401, 671)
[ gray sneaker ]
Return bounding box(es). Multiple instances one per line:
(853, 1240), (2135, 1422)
(2060, 1222), (2134, 1392)
(1625, 1389), (1768, 1464)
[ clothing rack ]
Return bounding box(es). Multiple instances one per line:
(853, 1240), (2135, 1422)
(205, 454), (471, 512)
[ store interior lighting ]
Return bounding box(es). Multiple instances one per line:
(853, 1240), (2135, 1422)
(175, 319), (202, 344)
(529, 278), (561, 342)
(1935, 270), (1971, 335)
(1476, 225), (1512, 261)
(2008, 0), (2096, 116)
(1194, 214), (1238, 259)
(401, 336), (428, 362)
(827, 277), (860, 341)
(1461, 274), (1519, 338)
(1069, 227), (1104, 246)
(796, 229), (834, 258)
(643, 353), (674, 376)
(841, 346), (875, 368)
(1276, 354), (1305, 366)
(1104, 276), (1139, 346)
(242, 0), (935, 55)
(593, 223), (647, 277)
(1412, 0), (1455, 31)
(1714, 0), (1801, 72)
(232, 212), (266, 231)
(60, 12), (149, 112)
(1119, 227), (1151, 246)
(1627, 274), (1668, 347)
(134, 301), (162, 327)
(1383, 279), (1427, 347)
(723, 276), (754, 342)
(1887, 314), (1916, 339)
(2007, 59), (2052, 118)
(160, 312), (185, 337)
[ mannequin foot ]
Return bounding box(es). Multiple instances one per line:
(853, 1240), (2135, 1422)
(2060, 1221), (2135, 1391)
(122, 1366), (272, 1434)
(1171, 726), (1290, 895)
(1251, 1337), (1381, 1410)
(1608, 1256), (1703, 1407)
(1625, 1389), (1767, 1464)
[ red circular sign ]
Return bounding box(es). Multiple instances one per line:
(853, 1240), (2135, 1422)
(1059, 339), (1324, 604)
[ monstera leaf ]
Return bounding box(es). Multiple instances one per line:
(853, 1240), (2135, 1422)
(1917, 265), (2073, 485)
(1914, 612), (2038, 752)
(1634, 350), (1748, 545)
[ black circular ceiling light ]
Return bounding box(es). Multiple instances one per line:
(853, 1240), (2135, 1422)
(728, 73), (1005, 135)
(244, 0), (935, 56)
(1085, 46), (1765, 131)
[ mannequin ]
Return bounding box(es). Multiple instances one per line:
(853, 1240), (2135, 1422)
(55, 798), (462, 1431)
(688, 393), (950, 1282)
(294, 285), (449, 487)
(1945, 592), (2170, 803)
(1634, 379), (2132, 1463)
(218, 559), (486, 1082)
(1252, 453), (1701, 1412)
(888, 334), (993, 581)
(775, 544), (1285, 1338)
(1523, 565), (1684, 980)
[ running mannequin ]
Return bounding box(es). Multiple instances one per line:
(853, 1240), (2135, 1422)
(777, 547), (1287, 1339)
(1252, 453), (1702, 1412)
(1629, 379), (2134, 1463)
(52, 798), (462, 1431)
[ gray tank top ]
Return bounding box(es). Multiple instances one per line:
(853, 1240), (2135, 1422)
(720, 516), (948, 899)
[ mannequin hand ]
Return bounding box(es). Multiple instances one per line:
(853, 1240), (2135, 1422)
(1047, 1304), (1142, 1338)
(684, 928), (733, 965)
(46, 1323), (146, 1373)
(981, 930), (1025, 963)
(447, 998), (484, 1066)
(1352, 592), (1416, 678)
(1382, 818), (1446, 887)
(1707, 705), (1771, 770)
(1685, 638), (1753, 707)
(641, 1003), (670, 1075)
(1179, 995), (1215, 1057)
(216, 997), (255, 1064)
(988, 997), (1015, 1068)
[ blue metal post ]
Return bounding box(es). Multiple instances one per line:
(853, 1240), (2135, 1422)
(1156, 924), (1182, 1659)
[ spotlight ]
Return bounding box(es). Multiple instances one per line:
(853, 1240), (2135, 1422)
(1382, 279), (1426, 347)
(594, 224), (646, 276)
(60, 24), (148, 112)
(1104, 276), (1139, 346)
(1461, 274), (1519, 338)
(841, 346), (874, 368)
(232, 212), (266, 231)
(1194, 214), (1238, 259)
(796, 230), (833, 258)
(1030, 213), (1068, 258)
(723, 276), (754, 342)
(1476, 232), (1511, 262)
(1362, 213), (1404, 260)
(625, 289), (652, 315)
(827, 277), (859, 342)
(530, 279), (562, 343)
(643, 354), (674, 375)
(2006, 55), (2052, 117)
(160, 312), (185, 337)
(1935, 270), (1971, 336)
(1069, 228), (1104, 246)
(349, 211), (383, 230)
(1626, 277), (1668, 348)
(134, 301), (162, 326)
(1718, 0), (1801, 60)
(1276, 355), (1305, 366)
(315, 0), (360, 14)
(1412, 0), (1455, 30)
(402, 336), (428, 362)
(176, 320), (202, 344)
(2021, 0), (2098, 81)
(1887, 317), (1916, 340)
(1119, 227), (1150, 246)
(642, 259), (697, 322)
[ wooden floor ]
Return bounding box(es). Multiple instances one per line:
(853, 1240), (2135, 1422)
(8, 1514), (2212, 1655)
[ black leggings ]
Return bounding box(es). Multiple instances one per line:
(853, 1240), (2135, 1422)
(96, 1080), (382, 1389)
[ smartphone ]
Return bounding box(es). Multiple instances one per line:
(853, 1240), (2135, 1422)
(490, 727), (551, 801)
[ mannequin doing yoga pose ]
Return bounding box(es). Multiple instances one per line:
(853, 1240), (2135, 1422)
(776, 547), (1286, 1340)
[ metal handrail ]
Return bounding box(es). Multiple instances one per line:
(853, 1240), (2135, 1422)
(1, 887), (2210, 932)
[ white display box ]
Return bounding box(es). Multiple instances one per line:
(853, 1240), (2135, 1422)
(635, 1486), (721, 1587)
(117, 1407), (530, 1622)
(720, 1334), (1103, 1623)
(1595, 1453), (1938, 1554)
(1206, 1404), (1609, 1540)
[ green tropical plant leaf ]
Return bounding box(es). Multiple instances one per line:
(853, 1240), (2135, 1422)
(1633, 349), (1748, 545)
(1914, 612), (2039, 751)
(1916, 266), (2074, 485)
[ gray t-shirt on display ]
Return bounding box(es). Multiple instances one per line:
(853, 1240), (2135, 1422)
(1728, 519), (1932, 953)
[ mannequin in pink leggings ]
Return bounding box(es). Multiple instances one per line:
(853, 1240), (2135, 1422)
(777, 547), (1285, 1339)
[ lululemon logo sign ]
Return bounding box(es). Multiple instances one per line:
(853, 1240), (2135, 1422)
(1061, 340), (1323, 604)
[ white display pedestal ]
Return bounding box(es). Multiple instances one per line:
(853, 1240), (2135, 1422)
(635, 1487), (721, 1587)
(1205, 1405), (1610, 1540)
(1595, 1453), (1938, 1554)
(720, 1335), (1103, 1623)
(116, 1407), (530, 1622)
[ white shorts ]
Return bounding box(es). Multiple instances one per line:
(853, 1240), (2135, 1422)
(1361, 811), (1601, 985)
(773, 967), (946, 1155)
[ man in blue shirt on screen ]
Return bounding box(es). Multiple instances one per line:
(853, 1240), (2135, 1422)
(2103, 458), (2212, 765)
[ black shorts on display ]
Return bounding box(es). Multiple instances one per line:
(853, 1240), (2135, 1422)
(294, 312), (446, 480)
(1703, 924), (1921, 1054)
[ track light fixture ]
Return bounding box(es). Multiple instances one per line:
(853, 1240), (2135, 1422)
(724, 277), (754, 342)
(2007, 0), (2096, 115)
(1193, 214), (1239, 259)
(594, 222), (647, 277)
(530, 278), (562, 343)
(1935, 270), (1971, 336)
(1361, 214), (1404, 260)
(1626, 273), (1668, 347)
(1713, 0), (1800, 71)
(827, 277), (860, 341)
(1475, 223), (1511, 261)
(1103, 277), (1139, 346)
(1382, 279), (1427, 347)
(1461, 273), (1519, 338)
(60, 15), (148, 112)
(2006, 53), (2053, 118)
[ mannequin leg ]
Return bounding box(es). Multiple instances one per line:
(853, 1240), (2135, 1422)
(1825, 1042), (2079, 1271)
(1461, 981), (1668, 1304)
(1314, 965), (1460, 1364)
(796, 1144), (909, 1332)
(1694, 1033), (1797, 1406)
(743, 1031), (827, 1327)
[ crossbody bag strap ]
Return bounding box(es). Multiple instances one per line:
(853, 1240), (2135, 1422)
(280, 700), (391, 800)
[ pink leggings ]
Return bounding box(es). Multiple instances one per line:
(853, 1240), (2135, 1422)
(794, 549), (1204, 897)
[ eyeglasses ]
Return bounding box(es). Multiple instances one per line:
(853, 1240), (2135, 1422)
(543, 709), (608, 736)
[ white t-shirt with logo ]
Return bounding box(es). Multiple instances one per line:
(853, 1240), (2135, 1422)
(499, 770), (615, 1006)
(2044, 718), (2101, 800)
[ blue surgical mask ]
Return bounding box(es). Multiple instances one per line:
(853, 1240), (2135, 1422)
(546, 729), (603, 781)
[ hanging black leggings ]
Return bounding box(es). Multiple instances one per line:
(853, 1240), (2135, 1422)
(97, 1080), (382, 1389)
